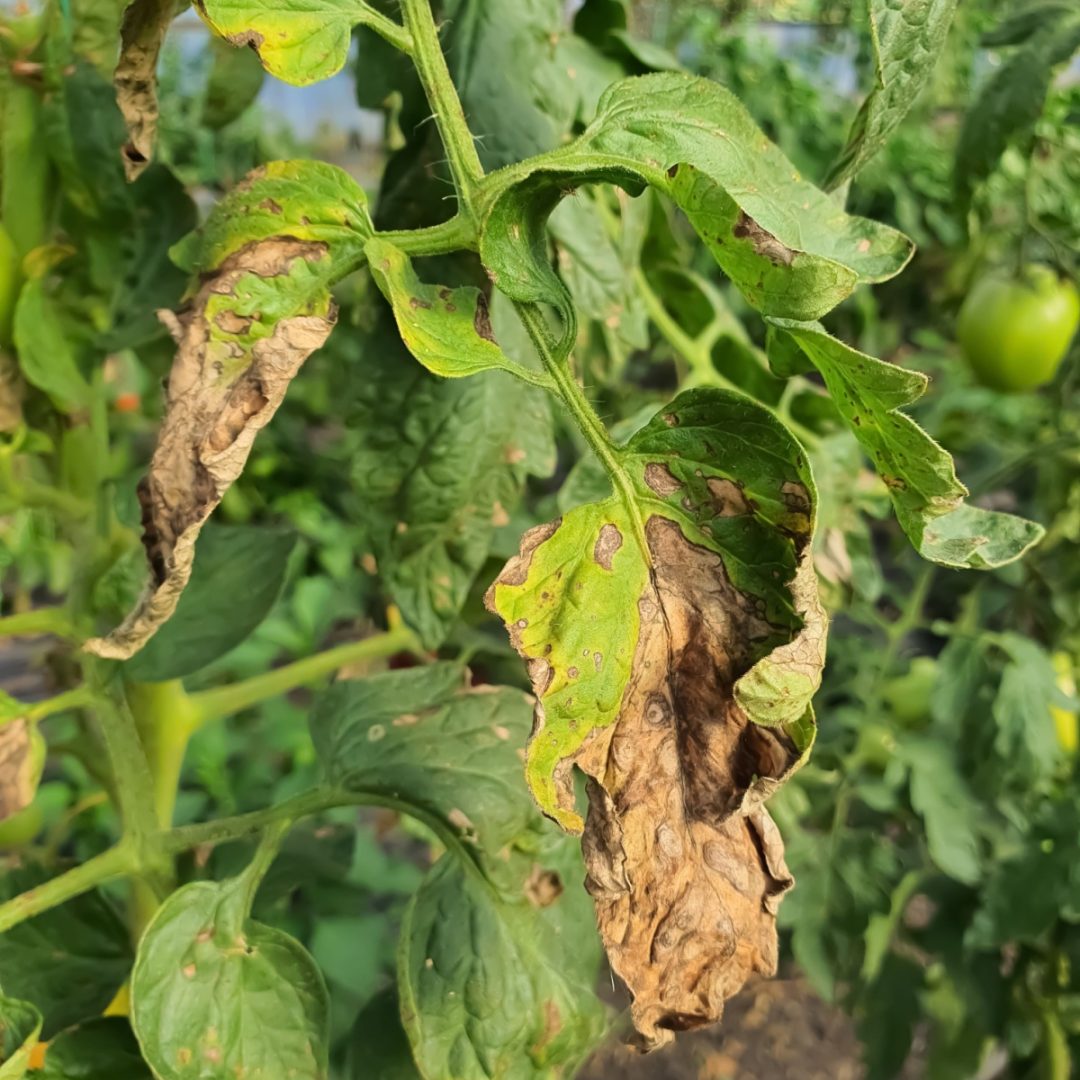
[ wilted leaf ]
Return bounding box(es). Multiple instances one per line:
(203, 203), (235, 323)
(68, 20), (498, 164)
(131, 877), (329, 1080)
(768, 318), (1044, 568)
(311, 663), (539, 859)
(487, 387), (824, 1047)
(113, 0), (178, 180)
(0, 721), (43, 825)
(0, 994), (41, 1080)
(86, 236), (347, 661)
(125, 524), (297, 681)
(826, 0), (959, 189)
(399, 843), (606, 1079)
(364, 238), (553, 386)
(0, 865), (132, 1038)
(38, 1017), (151, 1080)
(348, 313), (555, 648)
(479, 72), (913, 342)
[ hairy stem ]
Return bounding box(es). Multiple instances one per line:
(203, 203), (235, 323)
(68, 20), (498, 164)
(399, 0), (484, 213)
(357, 1), (414, 54)
(381, 213), (477, 255)
(188, 626), (418, 727)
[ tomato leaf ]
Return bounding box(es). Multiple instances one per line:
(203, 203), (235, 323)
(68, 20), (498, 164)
(125, 524), (297, 681)
(345, 989), (420, 1080)
(131, 878), (329, 1080)
(38, 1017), (151, 1080)
(398, 843), (606, 1080)
(825, 0), (960, 190)
(12, 281), (92, 413)
(479, 72), (913, 346)
(0, 720), (43, 824)
(0, 865), (131, 1039)
(768, 318), (1044, 568)
(487, 387), (823, 1047)
(311, 663), (540, 859)
(0, 994), (41, 1080)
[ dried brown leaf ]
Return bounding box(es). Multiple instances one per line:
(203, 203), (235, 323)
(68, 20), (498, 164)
(0, 719), (36, 821)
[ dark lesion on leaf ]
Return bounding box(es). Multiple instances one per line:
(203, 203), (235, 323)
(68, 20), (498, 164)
(732, 211), (795, 267)
(593, 523), (623, 570)
(473, 293), (496, 343)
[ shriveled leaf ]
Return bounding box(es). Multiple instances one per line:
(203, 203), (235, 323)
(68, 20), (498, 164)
(768, 318), (1044, 568)
(0, 865), (132, 1039)
(364, 238), (553, 387)
(825, 0), (959, 189)
(311, 663), (538, 858)
(0, 721), (43, 824)
(349, 315), (555, 648)
(131, 877), (329, 1080)
(487, 387), (824, 1047)
(195, 0), (405, 86)
(12, 281), (92, 413)
(479, 72), (913, 341)
(125, 524), (297, 681)
(171, 160), (372, 277)
(86, 238), (343, 661)
(0, 994), (41, 1080)
(38, 1017), (151, 1080)
(113, 0), (179, 180)
(399, 844), (606, 1079)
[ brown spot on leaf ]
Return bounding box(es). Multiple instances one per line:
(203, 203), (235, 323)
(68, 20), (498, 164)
(258, 197), (283, 214)
(408, 296), (432, 310)
(731, 211), (795, 267)
(644, 462), (682, 497)
(593, 523), (623, 570)
(491, 500), (510, 527)
(473, 293), (496, 342)
(525, 865), (564, 907)
(706, 477), (751, 517)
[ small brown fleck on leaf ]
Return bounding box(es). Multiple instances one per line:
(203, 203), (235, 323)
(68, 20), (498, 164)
(473, 293), (496, 342)
(504, 445), (527, 465)
(706, 477), (751, 517)
(408, 296), (432, 310)
(392, 713), (421, 727)
(361, 553), (378, 574)
(525, 865), (564, 907)
(492, 724), (511, 740)
(447, 807), (475, 834)
(182, 964), (196, 979)
(593, 523), (623, 569)
(258, 197), (283, 214)
(491, 500), (510, 527)
(731, 211), (795, 267)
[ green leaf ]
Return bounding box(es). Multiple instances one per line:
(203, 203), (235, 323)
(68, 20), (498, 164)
(131, 877), (329, 1080)
(195, 0), (402, 86)
(202, 34), (265, 130)
(992, 635), (1061, 775)
(348, 315), (555, 648)
(825, 0), (959, 189)
(364, 238), (553, 387)
(38, 1017), (151, 1080)
(311, 663), (539, 858)
(125, 524), (297, 681)
(12, 280), (92, 413)
(346, 989), (420, 1080)
(398, 845), (606, 1080)
(857, 954), (922, 1080)
(171, 159), (372, 277)
(768, 318), (1044, 568)
(0, 994), (41, 1080)
(487, 387), (821, 1046)
(479, 72), (913, 341)
(0, 865), (132, 1039)
(896, 736), (981, 885)
(955, 8), (1080, 198)
(114, 0), (178, 180)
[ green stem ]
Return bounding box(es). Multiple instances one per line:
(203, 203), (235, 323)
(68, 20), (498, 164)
(357, 2), (414, 54)
(22, 685), (94, 724)
(188, 627), (419, 727)
(399, 0), (484, 213)
(515, 300), (651, 562)
(0, 844), (136, 933)
(380, 213), (476, 255)
(0, 606), (77, 640)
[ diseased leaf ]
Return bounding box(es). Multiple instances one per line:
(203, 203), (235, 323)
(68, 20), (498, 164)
(0, 865), (132, 1039)
(825, 0), (960, 189)
(86, 238), (344, 661)
(113, 0), (178, 180)
(125, 524), (297, 681)
(38, 1017), (151, 1080)
(479, 72), (913, 342)
(399, 842), (606, 1079)
(195, 0), (405, 86)
(311, 663), (539, 859)
(487, 387), (824, 1048)
(364, 238), (553, 387)
(0, 720), (43, 824)
(0, 994), (41, 1080)
(768, 318), (1044, 568)
(131, 876), (329, 1080)
(348, 314), (555, 648)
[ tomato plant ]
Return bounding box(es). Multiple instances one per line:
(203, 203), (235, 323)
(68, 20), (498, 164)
(0, 1), (1076, 1078)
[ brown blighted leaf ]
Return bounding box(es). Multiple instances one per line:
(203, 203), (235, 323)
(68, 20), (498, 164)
(0, 718), (44, 821)
(487, 388), (825, 1049)
(85, 239), (338, 660)
(114, 0), (178, 180)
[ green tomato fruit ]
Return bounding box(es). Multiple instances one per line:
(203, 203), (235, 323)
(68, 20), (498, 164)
(958, 264), (1079, 391)
(882, 656), (938, 727)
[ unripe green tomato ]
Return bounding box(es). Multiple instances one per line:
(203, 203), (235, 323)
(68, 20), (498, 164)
(882, 657), (938, 727)
(957, 264), (1079, 391)
(856, 722), (896, 770)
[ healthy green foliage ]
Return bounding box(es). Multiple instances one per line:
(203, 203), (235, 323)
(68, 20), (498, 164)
(0, 994), (41, 1080)
(38, 1018), (151, 1080)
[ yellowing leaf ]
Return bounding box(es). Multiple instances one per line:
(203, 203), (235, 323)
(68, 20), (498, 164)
(487, 388), (825, 1048)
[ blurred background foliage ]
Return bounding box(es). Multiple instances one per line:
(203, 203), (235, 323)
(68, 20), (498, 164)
(1, 0), (1079, 1077)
